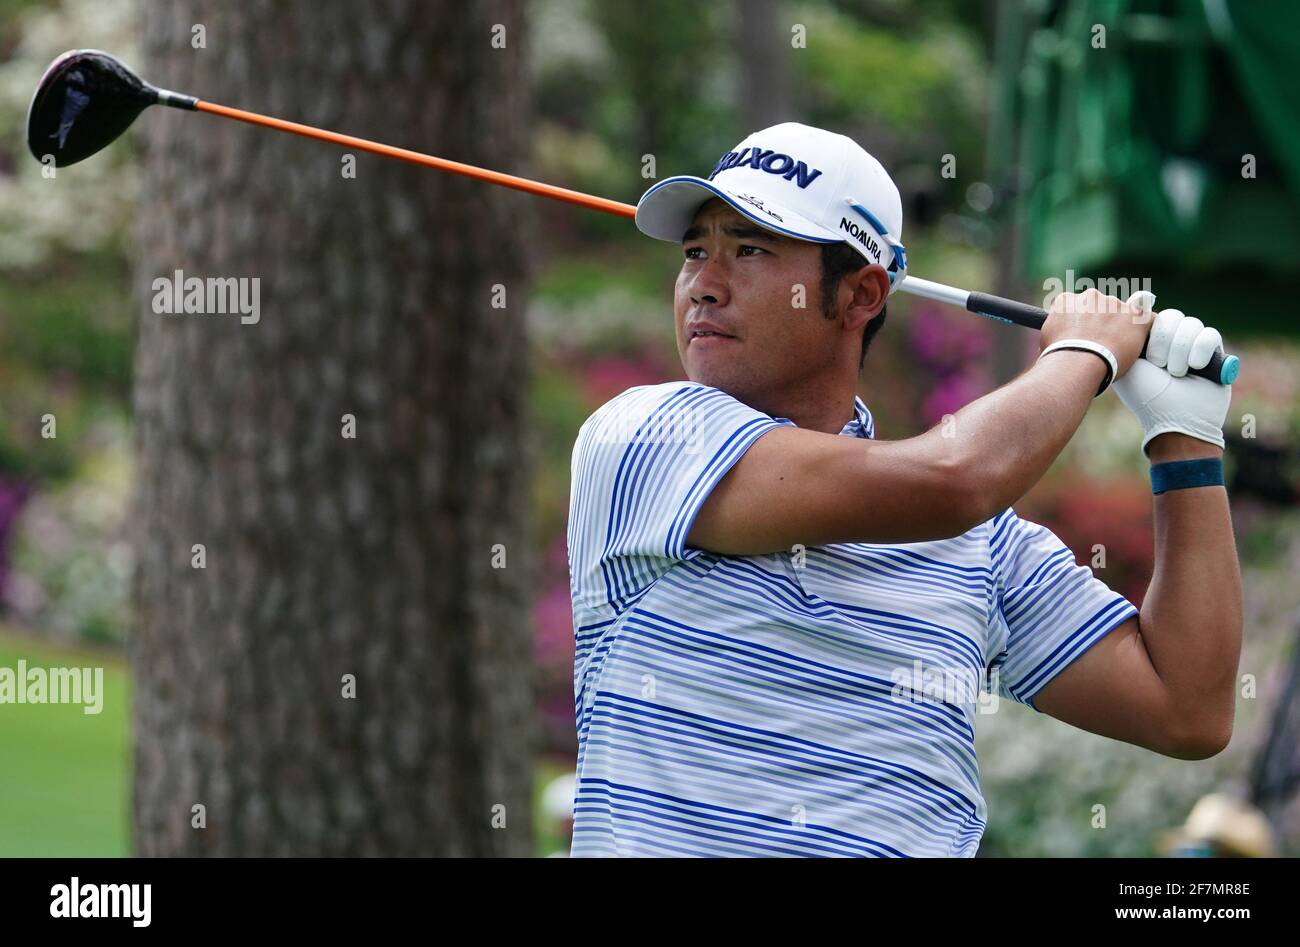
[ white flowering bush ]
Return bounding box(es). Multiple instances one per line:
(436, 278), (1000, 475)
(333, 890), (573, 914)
(0, 0), (139, 271)
(4, 413), (133, 646)
(0, 0), (137, 646)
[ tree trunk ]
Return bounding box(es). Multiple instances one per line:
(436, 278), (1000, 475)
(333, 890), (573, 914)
(131, 0), (533, 856)
(736, 0), (792, 131)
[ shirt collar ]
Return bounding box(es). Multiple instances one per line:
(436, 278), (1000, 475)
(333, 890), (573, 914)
(772, 396), (876, 439)
(840, 395), (876, 440)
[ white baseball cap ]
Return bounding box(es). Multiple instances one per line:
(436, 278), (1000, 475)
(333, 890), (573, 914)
(635, 122), (908, 293)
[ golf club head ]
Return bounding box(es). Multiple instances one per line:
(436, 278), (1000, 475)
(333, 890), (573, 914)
(26, 49), (173, 167)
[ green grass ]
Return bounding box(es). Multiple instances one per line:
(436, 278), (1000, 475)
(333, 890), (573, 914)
(0, 627), (573, 855)
(0, 628), (130, 856)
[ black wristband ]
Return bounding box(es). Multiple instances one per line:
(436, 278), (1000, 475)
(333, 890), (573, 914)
(1150, 457), (1225, 495)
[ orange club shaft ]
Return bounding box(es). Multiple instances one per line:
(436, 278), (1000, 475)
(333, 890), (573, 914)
(193, 99), (639, 219)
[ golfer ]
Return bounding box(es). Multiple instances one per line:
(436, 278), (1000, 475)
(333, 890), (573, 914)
(566, 122), (1240, 857)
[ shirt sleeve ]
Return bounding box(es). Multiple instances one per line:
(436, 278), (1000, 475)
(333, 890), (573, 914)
(567, 382), (782, 614)
(985, 509), (1139, 711)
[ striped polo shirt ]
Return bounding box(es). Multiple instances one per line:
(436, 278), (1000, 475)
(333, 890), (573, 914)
(566, 381), (1137, 857)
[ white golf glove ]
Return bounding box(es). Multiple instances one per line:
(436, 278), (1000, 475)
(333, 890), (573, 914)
(1113, 291), (1231, 456)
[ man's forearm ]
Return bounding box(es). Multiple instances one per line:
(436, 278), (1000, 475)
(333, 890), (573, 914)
(1138, 434), (1242, 752)
(946, 350), (1108, 521)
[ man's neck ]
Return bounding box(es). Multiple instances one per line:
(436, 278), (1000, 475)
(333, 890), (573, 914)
(752, 388), (858, 435)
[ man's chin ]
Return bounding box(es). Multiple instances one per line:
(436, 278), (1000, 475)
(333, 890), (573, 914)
(685, 365), (750, 401)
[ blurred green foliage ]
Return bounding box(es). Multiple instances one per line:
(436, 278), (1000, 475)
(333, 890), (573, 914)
(0, 0), (138, 489)
(796, 2), (983, 135)
(0, 255), (133, 394)
(590, 1), (738, 182)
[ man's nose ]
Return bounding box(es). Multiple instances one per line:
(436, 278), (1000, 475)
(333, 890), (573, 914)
(688, 258), (730, 306)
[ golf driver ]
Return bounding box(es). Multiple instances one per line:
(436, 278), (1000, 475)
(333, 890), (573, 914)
(26, 48), (1239, 386)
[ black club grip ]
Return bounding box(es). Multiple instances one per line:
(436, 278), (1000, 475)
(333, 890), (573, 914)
(965, 291), (1238, 386)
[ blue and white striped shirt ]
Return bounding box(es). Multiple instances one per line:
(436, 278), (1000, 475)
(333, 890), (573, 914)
(566, 381), (1137, 857)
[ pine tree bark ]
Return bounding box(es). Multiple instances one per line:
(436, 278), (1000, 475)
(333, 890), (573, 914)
(131, 0), (533, 856)
(736, 0), (792, 131)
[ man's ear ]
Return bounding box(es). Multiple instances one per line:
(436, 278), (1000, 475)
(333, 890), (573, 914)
(844, 264), (889, 332)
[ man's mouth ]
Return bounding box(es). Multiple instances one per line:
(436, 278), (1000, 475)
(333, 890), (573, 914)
(688, 322), (738, 343)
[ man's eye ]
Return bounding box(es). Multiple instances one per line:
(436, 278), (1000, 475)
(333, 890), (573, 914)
(738, 245), (767, 256)
(684, 246), (705, 260)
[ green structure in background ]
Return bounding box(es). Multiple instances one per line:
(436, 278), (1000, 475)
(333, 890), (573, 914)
(995, 0), (1300, 337)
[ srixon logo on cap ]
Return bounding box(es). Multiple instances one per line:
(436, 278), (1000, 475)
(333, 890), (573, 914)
(708, 146), (824, 189)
